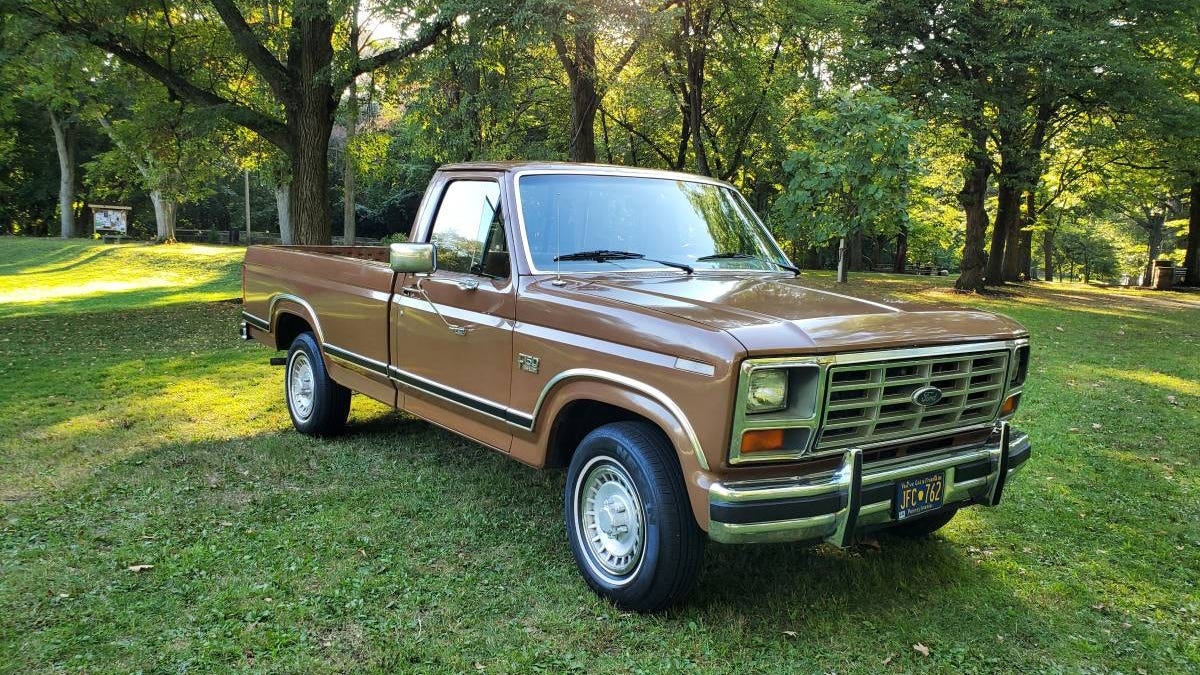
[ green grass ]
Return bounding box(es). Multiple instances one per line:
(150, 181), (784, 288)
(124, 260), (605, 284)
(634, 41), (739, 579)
(1, 237), (1198, 673)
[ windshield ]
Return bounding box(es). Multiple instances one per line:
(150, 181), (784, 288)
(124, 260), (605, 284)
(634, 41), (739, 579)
(517, 173), (791, 273)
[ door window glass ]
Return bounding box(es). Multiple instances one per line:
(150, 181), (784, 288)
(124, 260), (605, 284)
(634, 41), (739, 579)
(429, 180), (507, 277)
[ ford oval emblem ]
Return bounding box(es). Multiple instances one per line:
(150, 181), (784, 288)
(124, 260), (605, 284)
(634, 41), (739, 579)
(912, 386), (944, 407)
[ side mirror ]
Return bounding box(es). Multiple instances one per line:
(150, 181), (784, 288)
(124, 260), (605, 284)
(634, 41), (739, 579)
(389, 242), (437, 274)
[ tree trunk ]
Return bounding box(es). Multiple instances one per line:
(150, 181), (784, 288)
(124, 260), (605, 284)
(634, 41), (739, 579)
(1185, 179), (1199, 287)
(49, 109), (76, 238)
(893, 225), (908, 273)
(1000, 188), (1028, 281)
(342, 0), (359, 244)
(989, 182), (1020, 284)
(955, 122), (992, 293)
(284, 9), (337, 245)
(849, 229), (864, 271)
(683, 1), (711, 175)
(836, 236), (848, 283)
(568, 31), (599, 163)
(1141, 213), (1165, 287)
(1013, 189), (1035, 280)
(1017, 229), (1033, 280)
(275, 183), (293, 245)
(1043, 228), (1055, 284)
(342, 85), (358, 244)
(149, 190), (178, 242)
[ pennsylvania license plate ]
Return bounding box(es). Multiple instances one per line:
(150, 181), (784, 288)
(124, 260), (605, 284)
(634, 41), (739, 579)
(895, 472), (946, 521)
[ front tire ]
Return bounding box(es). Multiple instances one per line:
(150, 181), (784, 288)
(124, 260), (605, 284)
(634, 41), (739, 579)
(285, 332), (351, 435)
(564, 421), (704, 611)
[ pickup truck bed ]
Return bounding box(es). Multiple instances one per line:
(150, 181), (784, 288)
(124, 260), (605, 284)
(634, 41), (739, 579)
(243, 246), (397, 408)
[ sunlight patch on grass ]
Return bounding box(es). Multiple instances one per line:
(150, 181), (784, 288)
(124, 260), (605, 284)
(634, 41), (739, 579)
(1096, 367), (1200, 398)
(0, 240), (244, 318)
(0, 275), (181, 304)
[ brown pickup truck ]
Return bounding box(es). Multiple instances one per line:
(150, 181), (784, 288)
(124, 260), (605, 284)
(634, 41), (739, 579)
(241, 161), (1031, 610)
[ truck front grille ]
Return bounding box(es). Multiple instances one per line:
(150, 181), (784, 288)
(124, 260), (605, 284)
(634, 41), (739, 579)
(816, 350), (1010, 449)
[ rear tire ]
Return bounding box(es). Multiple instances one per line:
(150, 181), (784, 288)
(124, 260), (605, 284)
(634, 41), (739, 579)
(564, 421), (704, 612)
(885, 507), (958, 539)
(285, 332), (351, 435)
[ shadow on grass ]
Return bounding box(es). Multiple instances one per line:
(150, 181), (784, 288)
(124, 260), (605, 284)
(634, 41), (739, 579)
(11, 245), (120, 275)
(0, 239), (105, 273)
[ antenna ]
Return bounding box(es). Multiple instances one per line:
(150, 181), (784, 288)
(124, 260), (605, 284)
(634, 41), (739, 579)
(553, 191), (565, 286)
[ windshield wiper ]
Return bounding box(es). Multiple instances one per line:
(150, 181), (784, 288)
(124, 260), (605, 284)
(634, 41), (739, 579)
(554, 250), (694, 274)
(696, 252), (800, 276)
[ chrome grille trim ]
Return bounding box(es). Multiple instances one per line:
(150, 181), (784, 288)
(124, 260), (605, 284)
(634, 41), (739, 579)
(727, 339), (1027, 465)
(816, 350), (1011, 449)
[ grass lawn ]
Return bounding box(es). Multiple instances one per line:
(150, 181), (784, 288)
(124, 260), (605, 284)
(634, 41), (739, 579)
(1, 238), (1197, 673)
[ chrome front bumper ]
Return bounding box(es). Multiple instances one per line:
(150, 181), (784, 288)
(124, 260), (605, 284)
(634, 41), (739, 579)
(708, 422), (1031, 545)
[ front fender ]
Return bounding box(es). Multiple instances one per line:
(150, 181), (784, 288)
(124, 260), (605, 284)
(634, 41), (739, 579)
(509, 370), (715, 530)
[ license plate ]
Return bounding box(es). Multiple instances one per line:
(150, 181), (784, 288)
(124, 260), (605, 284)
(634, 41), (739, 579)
(895, 472), (946, 521)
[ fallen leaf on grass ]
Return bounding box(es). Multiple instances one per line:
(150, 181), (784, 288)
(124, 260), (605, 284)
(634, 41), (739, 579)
(1091, 423), (1102, 430)
(913, 643), (930, 657)
(1055, 326), (1065, 332)
(1167, 396), (1179, 406)
(882, 655), (893, 665)
(782, 630), (798, 638)
(127, 564), (154, 572)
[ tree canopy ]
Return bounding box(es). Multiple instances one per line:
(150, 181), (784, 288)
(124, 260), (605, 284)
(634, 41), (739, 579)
(0, 0), (1196, 288)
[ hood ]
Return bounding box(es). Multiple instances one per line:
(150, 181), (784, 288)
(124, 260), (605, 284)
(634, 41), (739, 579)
(564, 273), (1027, 354)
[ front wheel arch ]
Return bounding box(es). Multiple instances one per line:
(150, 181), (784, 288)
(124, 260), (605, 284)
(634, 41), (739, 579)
(532, 375), (711, 477)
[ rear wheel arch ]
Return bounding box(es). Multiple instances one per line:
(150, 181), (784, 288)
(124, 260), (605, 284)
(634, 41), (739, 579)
(273, 311), (313, 351)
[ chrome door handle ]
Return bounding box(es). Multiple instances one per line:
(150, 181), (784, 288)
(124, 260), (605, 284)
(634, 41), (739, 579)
(401, 280), (470, 336)
(453, 278), (480, 291)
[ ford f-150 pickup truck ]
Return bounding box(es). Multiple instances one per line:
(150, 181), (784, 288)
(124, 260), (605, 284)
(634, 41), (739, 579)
(241, 161), (1031, 611)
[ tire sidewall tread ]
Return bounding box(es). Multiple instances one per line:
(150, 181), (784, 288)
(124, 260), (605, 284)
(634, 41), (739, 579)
(285, 332), (351, 436)
(564, 420), (703, 612)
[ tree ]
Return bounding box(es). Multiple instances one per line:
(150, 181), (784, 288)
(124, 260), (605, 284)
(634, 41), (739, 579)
(773, 89), (920, 282)
(859, 0), (1180, 289)
(541, 0), (674, 163)
(19, 0), (454, 244)
(0, 25), (105, 238)
(89, 75), (234, 241)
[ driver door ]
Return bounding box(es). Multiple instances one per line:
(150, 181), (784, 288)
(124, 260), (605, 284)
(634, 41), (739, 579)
(390, 176), (516, 451)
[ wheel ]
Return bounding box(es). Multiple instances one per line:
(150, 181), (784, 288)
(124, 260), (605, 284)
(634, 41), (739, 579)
(564, 421), (704, 612)
(285, 332), (351, 435)
(885, 507), (958, 539)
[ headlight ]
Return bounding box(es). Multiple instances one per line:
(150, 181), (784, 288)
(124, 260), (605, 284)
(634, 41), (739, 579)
(746, 369), (788, 413)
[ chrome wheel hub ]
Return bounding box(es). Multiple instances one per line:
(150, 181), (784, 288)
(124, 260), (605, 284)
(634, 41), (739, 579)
(288, 352), (315, 421)
(577, 458), (645, 580)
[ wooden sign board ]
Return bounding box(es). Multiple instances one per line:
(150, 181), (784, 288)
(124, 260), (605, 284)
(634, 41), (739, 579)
(90, 204), (131, 235)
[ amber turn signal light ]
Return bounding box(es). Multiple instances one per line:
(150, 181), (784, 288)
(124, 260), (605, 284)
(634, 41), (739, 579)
(999, 393), (1021, 417)
(741, 429), (786, 453)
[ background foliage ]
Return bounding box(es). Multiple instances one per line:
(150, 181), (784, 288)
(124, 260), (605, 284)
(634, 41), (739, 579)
(0, 0), (1196, 285)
